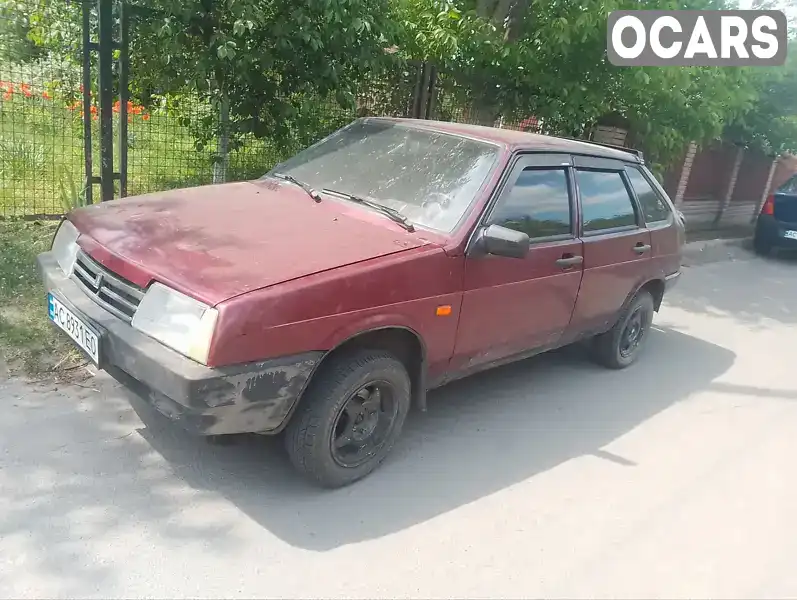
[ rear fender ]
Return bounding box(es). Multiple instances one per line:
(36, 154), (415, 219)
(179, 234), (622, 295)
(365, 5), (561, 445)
(615, 276), (666, 327)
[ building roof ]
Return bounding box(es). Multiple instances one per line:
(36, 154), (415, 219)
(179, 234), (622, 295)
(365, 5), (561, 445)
(368, 117), (643, 163)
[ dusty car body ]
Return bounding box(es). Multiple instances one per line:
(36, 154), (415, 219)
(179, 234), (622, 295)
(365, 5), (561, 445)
(39, 117), (684, 487)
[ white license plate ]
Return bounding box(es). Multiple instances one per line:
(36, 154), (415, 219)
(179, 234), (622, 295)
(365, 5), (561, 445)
(48, 293), (99, 364)
(784, 230), (797, 240)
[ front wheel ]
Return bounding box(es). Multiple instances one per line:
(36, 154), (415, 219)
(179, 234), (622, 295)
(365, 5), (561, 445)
(592, 290), (655, 369)
(284, 350), (411, 488)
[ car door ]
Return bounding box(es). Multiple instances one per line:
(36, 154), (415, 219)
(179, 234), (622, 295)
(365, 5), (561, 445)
(624, 164), (682, 279)
(564, 157), (652, 339)
(451, 154), (584, 372)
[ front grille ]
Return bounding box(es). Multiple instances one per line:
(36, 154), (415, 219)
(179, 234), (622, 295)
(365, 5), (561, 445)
(71, 250), (144, 322)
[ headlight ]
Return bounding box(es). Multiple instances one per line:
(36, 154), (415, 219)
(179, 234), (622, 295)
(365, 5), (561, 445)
(131, 283), (219, 365)
(51, 219), (80, 275)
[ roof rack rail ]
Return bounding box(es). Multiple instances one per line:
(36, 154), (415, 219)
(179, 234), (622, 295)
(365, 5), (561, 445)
(563, 137), (645, 161)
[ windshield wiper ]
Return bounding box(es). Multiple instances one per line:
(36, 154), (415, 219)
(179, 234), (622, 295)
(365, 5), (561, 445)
(270, 172), (322, 203)
(322, 189), (415, 232)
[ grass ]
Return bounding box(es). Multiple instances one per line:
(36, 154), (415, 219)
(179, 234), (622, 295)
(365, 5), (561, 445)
(0, 220), (86, 376)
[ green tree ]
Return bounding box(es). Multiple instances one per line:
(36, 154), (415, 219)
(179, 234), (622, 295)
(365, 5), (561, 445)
(127, 0), (397, 147)
(393, 0), (773, 169)
(724, 43), (797, 155)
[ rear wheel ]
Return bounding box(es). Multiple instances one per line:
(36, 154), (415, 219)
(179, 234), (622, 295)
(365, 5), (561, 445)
(592, 290), (655, 369)
(284, 350), (411, 488)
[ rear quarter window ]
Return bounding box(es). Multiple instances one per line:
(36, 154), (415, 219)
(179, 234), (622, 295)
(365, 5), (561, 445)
(625, 166), (672, 224)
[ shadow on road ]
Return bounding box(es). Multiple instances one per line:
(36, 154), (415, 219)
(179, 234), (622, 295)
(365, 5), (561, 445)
(129, 326), (735, 551)
(671, 251), (797, 327)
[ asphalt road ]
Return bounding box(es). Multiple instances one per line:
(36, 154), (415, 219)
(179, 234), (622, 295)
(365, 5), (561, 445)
(2, 246), (797, 599)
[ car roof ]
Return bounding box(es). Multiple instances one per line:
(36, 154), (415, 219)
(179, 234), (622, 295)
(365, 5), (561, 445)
(365, 117), (643, 164)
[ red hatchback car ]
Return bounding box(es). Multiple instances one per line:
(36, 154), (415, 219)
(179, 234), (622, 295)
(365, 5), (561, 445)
(39, 118), (684, 487)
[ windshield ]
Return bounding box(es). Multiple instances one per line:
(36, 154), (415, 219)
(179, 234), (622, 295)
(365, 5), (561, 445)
(269, 119), (501, 232)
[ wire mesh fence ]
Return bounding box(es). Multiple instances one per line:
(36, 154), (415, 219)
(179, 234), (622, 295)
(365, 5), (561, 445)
(0, 0), (85, 218)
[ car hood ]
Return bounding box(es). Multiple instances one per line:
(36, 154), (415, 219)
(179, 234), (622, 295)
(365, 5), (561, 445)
(70, 179), (428, 305)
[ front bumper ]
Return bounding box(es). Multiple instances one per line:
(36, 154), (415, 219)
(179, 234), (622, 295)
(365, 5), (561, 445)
(38, 252), (323, 435)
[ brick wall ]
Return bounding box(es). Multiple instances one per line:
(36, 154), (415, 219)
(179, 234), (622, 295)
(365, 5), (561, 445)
(684, 141), (738, 200)
(731, 151), (773, 204)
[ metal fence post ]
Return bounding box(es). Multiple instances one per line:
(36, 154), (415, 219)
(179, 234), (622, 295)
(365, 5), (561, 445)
(97, 0), (115, 201)
(119, 0), (129, 197)
(81, 0), (94, 205)
(212, 93), (230, 184)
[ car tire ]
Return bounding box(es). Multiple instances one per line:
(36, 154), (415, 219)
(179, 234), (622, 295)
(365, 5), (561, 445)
(592, 290), (655, 370)
(753, 234), (772, 256)
(284, 350), (411, 488)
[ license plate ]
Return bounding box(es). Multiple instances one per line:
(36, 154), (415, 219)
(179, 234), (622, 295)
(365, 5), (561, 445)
(784, 230), (797, 240)
(48, 293), (99, 364)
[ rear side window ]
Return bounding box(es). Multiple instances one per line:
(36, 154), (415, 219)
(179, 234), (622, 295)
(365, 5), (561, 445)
(577, 169), (638, 232)
(487, 168), (572, 239)
(625, 167), (672, 224)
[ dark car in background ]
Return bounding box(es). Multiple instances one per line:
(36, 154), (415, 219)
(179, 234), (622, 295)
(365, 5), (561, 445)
(754, 174), (797, 255)
(38, 118), (684, 488)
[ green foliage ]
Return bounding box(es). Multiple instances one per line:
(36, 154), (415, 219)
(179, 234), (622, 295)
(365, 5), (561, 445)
(0, 0), (39, 61)
(128, 0), (397, 147)
(0, 220), (81, 375)
(0, 136), (46, 180)
(724, 43), (797, 155)
(57, 167), (88, 213)
(392, 0), (794, 170)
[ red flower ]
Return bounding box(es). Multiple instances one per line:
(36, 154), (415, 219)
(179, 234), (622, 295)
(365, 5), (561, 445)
(142, 113), (150, 121)
(20, 83), (33, 98)
(42, 91), (52, 100)
(2, 91), (11, 101)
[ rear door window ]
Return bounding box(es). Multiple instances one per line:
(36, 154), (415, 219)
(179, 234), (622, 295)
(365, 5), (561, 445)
(625, 167), (672, 224)
(576, 169), (638, 233)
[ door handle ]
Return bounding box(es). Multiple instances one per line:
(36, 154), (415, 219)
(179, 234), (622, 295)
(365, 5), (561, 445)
(633, 243), (651, 255)
(555, 254), (584, 268)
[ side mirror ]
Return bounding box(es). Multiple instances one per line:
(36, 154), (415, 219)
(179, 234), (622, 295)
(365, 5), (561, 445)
(479, 224), (530, 259)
